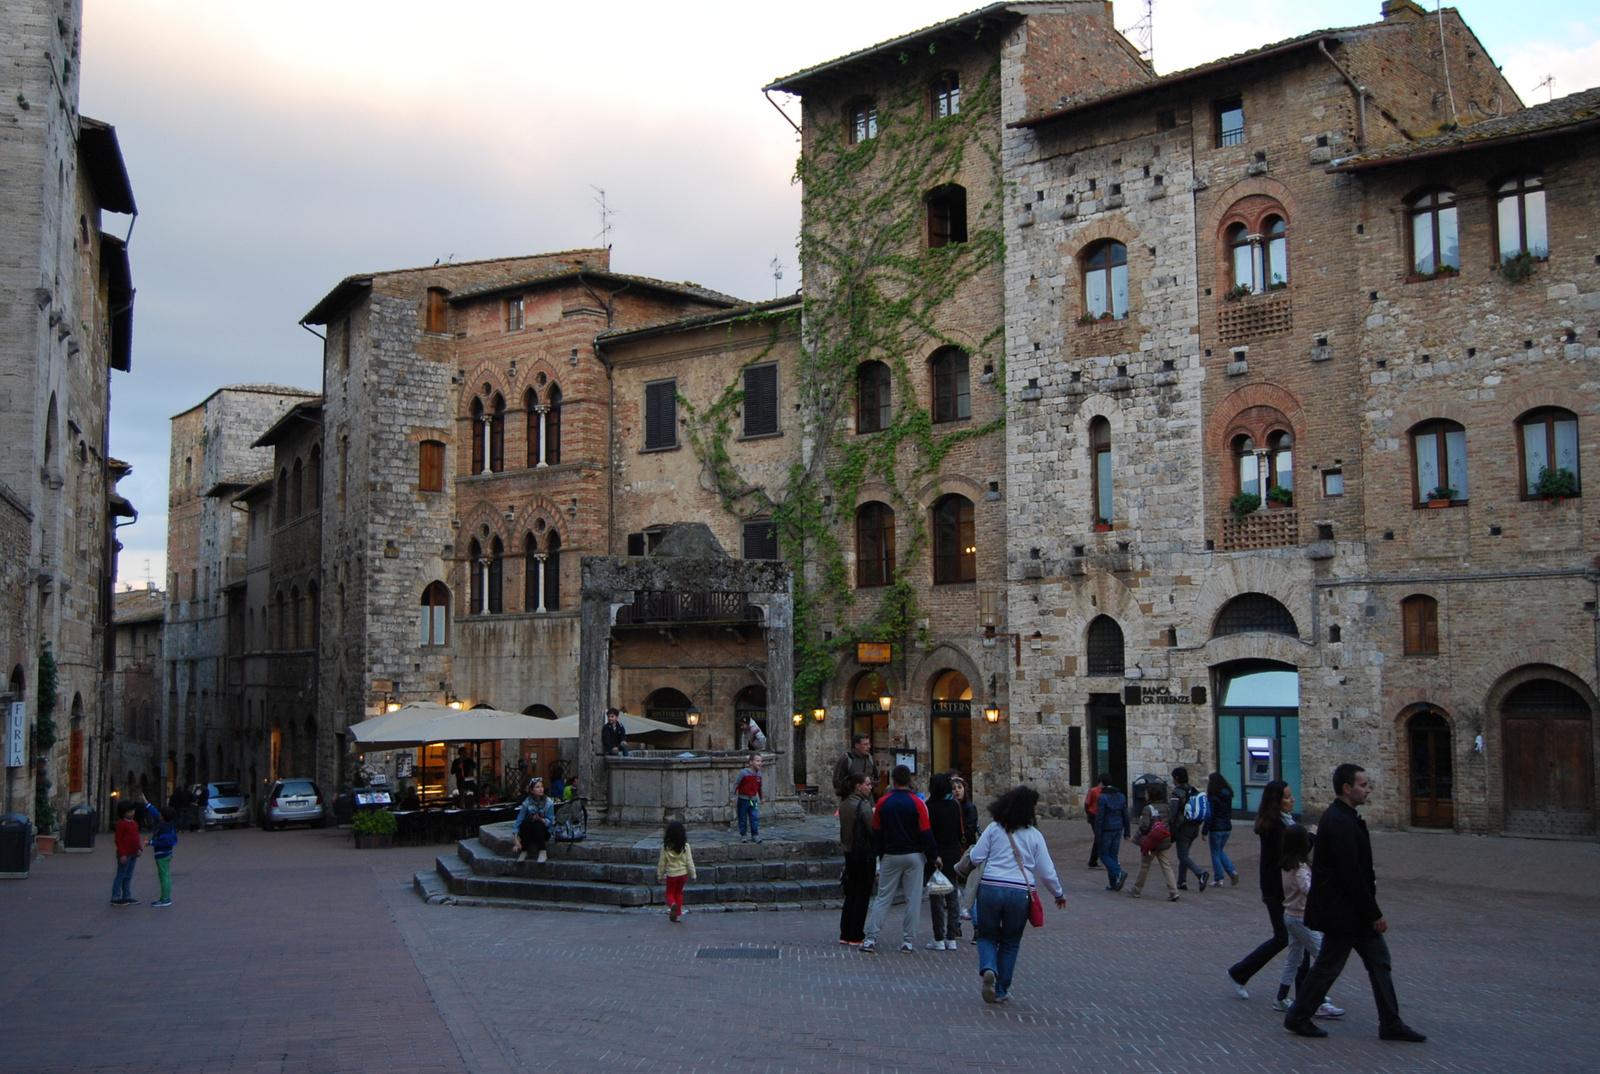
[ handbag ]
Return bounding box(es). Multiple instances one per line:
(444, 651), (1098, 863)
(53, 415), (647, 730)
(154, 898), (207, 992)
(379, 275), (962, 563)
(927, 869), (955, 897)
(1004, 829), (1046, 928)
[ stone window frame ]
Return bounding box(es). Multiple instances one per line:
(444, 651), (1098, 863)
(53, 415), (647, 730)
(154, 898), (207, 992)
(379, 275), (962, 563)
(930, 493), (976, 585)
(1516, 407), (1581, 500)
(930, 70), (960, 119)
(929, 346), (971, 424)
(1408, 418), (1469, 506)
(1494, 173), (1548, 262)
(854, 501), (896, 588)
(856, 360), (891, 434)
(1089, 416), (1113, 527)
(1405, 188), (1460, 278)
(846, 98), (878, 145)
(1401, 593), (1439, 656)
(1081, 240), (1129, 321)
(1084, 615), (1125, 677)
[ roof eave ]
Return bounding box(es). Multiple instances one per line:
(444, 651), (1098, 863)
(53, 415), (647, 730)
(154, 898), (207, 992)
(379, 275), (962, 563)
(78, 118), (137, 215)
(765, 3), (1020, 94)
(1327, 115), (1600, 172)
(301, 277), (373, 326)
(251, 401), (324, 448)
(596, 295), (803, 346)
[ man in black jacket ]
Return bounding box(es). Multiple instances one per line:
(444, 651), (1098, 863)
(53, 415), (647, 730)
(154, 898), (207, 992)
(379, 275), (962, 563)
(1284, 763), (1426, 1042)
(1167, 767), (1209, 890)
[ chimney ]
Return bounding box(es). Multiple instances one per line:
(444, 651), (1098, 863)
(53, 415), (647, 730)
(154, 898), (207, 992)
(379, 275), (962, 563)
(1381, 0), (1426, 20)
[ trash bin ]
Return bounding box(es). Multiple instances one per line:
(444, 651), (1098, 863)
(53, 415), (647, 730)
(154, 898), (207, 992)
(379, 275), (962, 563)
(63, 804), (98, 852)
(1131, 773), (1167, 818)
(0, 813), (33, 878)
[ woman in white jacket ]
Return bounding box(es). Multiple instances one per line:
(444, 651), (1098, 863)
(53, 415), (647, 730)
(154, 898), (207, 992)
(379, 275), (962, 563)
(967, 785), (1066, 1004)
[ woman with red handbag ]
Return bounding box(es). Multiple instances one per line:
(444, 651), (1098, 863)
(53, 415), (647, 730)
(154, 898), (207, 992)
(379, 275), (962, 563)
(1128, 784), (1181, 901)
(966, 785), (1065, 1005)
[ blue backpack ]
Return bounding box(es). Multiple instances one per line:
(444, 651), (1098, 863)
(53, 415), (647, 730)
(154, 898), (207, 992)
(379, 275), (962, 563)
(1181, 788), (1211, 823)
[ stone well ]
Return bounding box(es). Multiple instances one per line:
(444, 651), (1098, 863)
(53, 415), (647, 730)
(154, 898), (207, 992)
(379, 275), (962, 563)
(604, 749), (803, 826)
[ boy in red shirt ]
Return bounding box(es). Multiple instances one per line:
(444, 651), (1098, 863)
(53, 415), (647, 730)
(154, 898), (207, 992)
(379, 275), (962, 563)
(729, 753), (763, 843)
(112, 798), (146, 905)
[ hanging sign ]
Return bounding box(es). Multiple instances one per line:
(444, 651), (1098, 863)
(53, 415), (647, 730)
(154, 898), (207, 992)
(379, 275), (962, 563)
(6, 702), (25, 768)
(857, 642), (892, 665)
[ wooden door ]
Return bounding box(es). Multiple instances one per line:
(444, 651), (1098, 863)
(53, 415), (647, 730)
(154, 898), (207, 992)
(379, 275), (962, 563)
(1408, 712), (1454, 828)
(1503, 716), (1545, 812)
(1501, 680), (1595, 835)
(1552, 717), (1594, 816)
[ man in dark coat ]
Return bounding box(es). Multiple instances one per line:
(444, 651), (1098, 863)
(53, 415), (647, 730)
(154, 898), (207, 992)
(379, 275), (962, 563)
(1283, 763), (1426, 1042)
(831, 733), (878, 800)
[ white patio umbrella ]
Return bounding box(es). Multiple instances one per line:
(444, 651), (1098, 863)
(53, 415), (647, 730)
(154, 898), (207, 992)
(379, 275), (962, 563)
(345, 700), (455, 744)
(536, 712), (690, 739)
(349, 706), (559, 748)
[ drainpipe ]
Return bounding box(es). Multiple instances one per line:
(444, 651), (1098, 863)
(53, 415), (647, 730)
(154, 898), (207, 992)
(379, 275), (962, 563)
(1318, 39), (1368, 151)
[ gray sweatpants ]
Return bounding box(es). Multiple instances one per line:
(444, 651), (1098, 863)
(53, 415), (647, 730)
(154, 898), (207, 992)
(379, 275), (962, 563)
(863, 852), (924, 947)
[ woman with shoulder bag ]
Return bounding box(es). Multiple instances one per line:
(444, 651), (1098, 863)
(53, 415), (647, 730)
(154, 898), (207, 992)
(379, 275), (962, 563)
(837, 772), (878, 946)
(1128, 784), (1180, 901)
(966, 785), (1065, 1004)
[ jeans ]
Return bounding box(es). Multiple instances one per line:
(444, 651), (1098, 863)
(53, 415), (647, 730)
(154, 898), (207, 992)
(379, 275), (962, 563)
(1174, 826), (1205, 885)
(1230, 899), (1308, 989)
(735, 797), (760, 838)
(863, 852), (924, 946)
(975, 884), (1030, 997)
(839, 858), (875, 942)
(1130, 845), (1177, 896)
(1285, 929), (1403, 1032)
(929, 889), (961, 940)
(1207, 831), (1236, 881)
(1086, 817), (1100, 866)
(112, 855), (137, 902)
(1098, 828), (1125, 886)
(155, 856), (172, 902)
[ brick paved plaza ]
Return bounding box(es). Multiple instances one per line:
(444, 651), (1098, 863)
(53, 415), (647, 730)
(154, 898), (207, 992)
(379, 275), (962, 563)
(3, 821), (1596, 1073)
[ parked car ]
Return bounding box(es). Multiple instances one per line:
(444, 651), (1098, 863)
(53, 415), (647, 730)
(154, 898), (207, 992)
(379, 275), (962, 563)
(259, 778), (328, 831)
(200, 782), (250, 829)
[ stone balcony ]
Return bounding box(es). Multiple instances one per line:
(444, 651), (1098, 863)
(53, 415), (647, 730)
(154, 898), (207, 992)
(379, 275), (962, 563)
(1220, 507), (1298, 552)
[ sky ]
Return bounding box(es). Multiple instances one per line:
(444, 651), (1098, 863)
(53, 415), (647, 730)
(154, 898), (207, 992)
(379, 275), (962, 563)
(82, 0), (1599, 591)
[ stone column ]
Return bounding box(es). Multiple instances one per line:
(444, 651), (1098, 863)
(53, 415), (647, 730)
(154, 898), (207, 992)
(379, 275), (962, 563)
(534, 404), (550, 467)
(749, 586), (799, 819)
(533, 553), (548, 614)
(578, 585), (624, 819)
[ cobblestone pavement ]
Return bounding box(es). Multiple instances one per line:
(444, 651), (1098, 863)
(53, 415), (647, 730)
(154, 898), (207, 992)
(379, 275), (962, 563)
(5, 819), (1598, 1073)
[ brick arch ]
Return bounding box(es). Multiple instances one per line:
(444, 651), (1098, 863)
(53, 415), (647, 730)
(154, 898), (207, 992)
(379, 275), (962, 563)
(1064, 214), (1135, 252)
(1468, 656), (1599, 722)
(915, 473), (985, 508)
(1203, 176), (1301, 237)
(1191, 557), (1314, 644)
(1500, 387), (1596, 423)
(1390, 400), (1474, 435)
(1063, 215), (1144, 321)
(1206, 382), (1306, 454)
(458, 365), (512, 419)
(910, 642), (986, 704)
(509, 349), (560, 400)
(507, 496), (567, 541)
(1062, 569), (1146, 633)
(1392, 699), (1458, 735)
(913, 328), (986, 361)
(853, 480), (897, 509)
(458, 506), (508, 549)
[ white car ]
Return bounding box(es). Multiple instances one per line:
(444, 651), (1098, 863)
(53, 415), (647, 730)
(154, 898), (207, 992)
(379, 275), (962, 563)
(199, 782), (250, 829)
(259, 778), (328, 831)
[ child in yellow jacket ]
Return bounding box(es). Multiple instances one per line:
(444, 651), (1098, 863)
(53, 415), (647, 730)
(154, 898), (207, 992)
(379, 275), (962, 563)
(657, 820), (696, 922)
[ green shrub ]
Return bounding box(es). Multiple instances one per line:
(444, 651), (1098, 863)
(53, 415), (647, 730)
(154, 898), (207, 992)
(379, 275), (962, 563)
(1266, 485), (1293, 506)
(1500, 251), (1537, 284)
(1230, 492), (1262, 520)
(350, 809), (397, 837)
(1533, 466), (1577, 500)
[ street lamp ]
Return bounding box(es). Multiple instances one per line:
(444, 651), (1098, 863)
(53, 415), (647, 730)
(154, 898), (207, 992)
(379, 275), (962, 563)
(792, 712), (804, 726)
(983, 705), (1001, 723)
(685, 706), (700, 728)
(812, 707), (826, 723)
(878, 693), (893, 712)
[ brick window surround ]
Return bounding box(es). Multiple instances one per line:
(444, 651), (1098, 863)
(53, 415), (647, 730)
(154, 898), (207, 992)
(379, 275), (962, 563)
(931, 494), (975, 584)
(1402, 594), (1439, 655)
(855, 502), (896, 587)
(857, 360), (891, 433)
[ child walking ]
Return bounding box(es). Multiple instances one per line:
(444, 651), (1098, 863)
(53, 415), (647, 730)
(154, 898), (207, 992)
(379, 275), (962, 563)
(111, 799), (144, 905)
(147, 804), (179, 907)
(1276, 825), (1345, 1019)
(729, 753), (763, 843)
(656, 820), (696, 922)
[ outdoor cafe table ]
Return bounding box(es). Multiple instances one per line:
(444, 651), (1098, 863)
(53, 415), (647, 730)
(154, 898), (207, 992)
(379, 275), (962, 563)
(392, 805), (517, 845)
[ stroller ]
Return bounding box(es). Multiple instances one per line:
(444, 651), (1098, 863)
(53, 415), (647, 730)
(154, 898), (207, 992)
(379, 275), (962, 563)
(552, 796), (588, 842)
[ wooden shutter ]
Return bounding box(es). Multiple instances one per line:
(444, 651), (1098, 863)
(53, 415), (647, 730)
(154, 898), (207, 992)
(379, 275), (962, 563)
(419, 441), (443, 492)
(645, 381), (676, 449)
(743, 519), (779, 560)
(743, 365), (778, 437)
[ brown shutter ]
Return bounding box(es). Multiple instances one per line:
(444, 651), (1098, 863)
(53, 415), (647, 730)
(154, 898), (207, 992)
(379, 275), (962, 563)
(646, 381), (676, 449)
(743, 365), (778, 436)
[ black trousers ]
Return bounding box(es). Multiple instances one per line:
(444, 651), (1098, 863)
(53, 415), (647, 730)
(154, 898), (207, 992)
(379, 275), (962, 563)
(1286, 929), (1403, 1031)
(839, 858), (876, 942)
(1086, 817), (1100, 866)
(1229, 899), (1307, 988)
(517, 816), (549, 853)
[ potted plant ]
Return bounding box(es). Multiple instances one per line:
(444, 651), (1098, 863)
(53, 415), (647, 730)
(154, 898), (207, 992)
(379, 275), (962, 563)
(1223, 283), (1253, 303)
(1093, 518), (1113, 532)
(1077, 312), (1098, 326)
(1500, 250), (1537, 284)
(1425, 485), (1458, 506)
(1266, 485), (1293, 508)
(1098, 310), (1116, 321)
(1230, 491), (1262, 520)
(1533, 466), (1577, 502)
(350, 808), (397, 849)
(1429, 263), (1459, 279)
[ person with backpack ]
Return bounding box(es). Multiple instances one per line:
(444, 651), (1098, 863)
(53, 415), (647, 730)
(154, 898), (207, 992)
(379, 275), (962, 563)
(1092, 780), (1130, 891)
(1168, 766), (1210, 891)
(1128, 783), (1180, 901)
(837, 771), (877, 945)
(1204, 771), (1240, 886)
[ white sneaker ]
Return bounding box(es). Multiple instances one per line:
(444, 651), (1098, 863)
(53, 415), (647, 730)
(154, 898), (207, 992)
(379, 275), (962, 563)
(536, 850), (547, 863)
(1272, 998), (1291, 1012)
(1317, 1002), (1346, 1019)
(926, 941), (944, 950)
(946, 939), (959, 950)
(1228, 972), (1249, 1000)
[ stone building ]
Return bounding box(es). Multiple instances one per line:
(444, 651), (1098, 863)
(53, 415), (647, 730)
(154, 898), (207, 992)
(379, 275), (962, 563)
(764, 2), (1151, 799)
(108, 585), (164, 806)
(0, 0), (137, 830)
(999, 0), (1597, 832)
(165, 384), (317, 798)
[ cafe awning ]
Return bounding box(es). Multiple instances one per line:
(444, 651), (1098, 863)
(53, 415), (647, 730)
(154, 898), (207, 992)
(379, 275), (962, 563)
(348, 703), (559, 748)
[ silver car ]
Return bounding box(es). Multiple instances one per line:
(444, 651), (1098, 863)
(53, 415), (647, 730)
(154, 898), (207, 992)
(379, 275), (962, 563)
(259, 778), (328, 830)
(200, 782), (250, 829)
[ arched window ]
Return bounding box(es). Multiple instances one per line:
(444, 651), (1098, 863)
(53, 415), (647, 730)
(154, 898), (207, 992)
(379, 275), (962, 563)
(1268, 430), (1293, 495)
(487, 536), (504, 614)
(930, 348), (970, 423)
(1518, 408), (1580, 498)
(544, 531), (561, 611)
(1408, 190), (1459, 275)
(545, 385), (562, 465)
(931, 71), (960, 118)
(1226, 214), (1288, 293)
(1401, 594), (1438, 655)
(1410, 419), (1468, 504)
(290, 459), (304, 519)
(471, 394), (504, 473)
(1083, 241), (1128, 320)
(523, 533), (539, 611)
(489, 395), (505, 472)
(470, 398), (486, 474)
(855, 502), (896, 587)
(927, 185), (967, 248)
(1090, 417), (1112, 525)
(419, 582), (449, 646)
(857, 361), (891, 434)
(307, 582), (319, 649)
(309, 445), (322, 509)
(1227, 408), (1294, 502)
(525, 388), (540, 467)
(1228, 224), (1254, 292)
(1234, 434), (1259, 497)
(847, 99), (877, 144)
(931, 494), (975, 584)
(1085, 615), (1125, 676)
(289, 587), (302, 648)
(1213, 593), (1299, 637)
(468, 539), (484, 613)
(275, 467), (289, 525)
(1496, 174), (1548, 260)
(1264, 216), (1287, 287)
(273, 590), (286, 649)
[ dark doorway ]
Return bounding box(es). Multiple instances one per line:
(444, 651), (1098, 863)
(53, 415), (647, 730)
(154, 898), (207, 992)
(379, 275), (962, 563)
(1502, 678), (1594, 835)
(1407, 708), (1454, 829)
(1087, 693), (1126, 790)
(930, 669), (972, 781)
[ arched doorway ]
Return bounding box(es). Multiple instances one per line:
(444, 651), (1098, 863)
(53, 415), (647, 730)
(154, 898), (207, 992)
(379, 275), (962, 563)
(734, 685), (767, 749)
(1216, 662), (1300, 817)
(851, 672), (891, 741)
(644, 688), (693, 728)
(1502, 678), (1594, 835)
(930, 670), (972, 780)
(1406, 707), (1454, 828)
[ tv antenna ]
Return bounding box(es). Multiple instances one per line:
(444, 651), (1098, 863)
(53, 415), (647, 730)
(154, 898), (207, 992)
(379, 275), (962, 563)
(770, 258), (784, 299)
(592, 186), (617, 248)
(1533, 74), (1556, 102)
(1119, 0), (1154, 66)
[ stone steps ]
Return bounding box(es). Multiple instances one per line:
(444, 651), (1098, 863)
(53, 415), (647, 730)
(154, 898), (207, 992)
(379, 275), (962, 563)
(457, 837), (835, 885)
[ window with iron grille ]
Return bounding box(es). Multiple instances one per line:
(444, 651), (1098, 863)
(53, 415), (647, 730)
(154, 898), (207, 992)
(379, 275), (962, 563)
(1216, 97), (1244, 146)
(1212, 593), (1298, 637)
(1085, 615), (1125, 676)
(742, 364), (779, 437)
(644, 380), (677, 450)
(742, 518), (779, 560)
